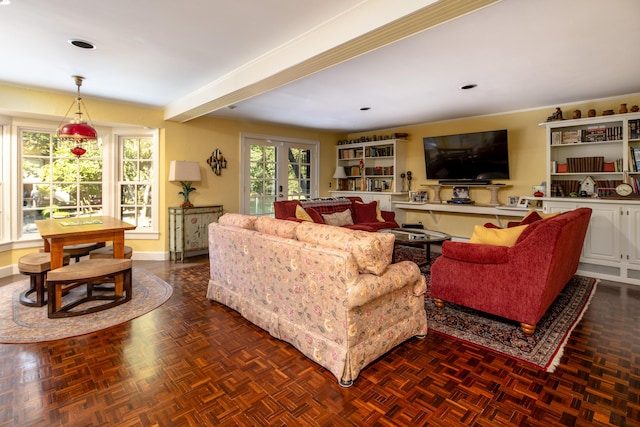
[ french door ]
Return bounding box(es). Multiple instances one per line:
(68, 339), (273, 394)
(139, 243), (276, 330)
(241, 133), (318, 216)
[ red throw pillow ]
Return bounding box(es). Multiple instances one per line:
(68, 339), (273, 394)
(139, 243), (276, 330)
(353, 201), (378, 223)
(507, 210), (543, 228)
(305, 207), (324, 223)
(483, 222), (501, 229)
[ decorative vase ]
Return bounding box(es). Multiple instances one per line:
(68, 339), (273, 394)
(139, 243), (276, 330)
(572, 110), (581, 119)
(588, 109), (596, 117)
(619, 103), (628, 114)
(632, 105), (640, 113)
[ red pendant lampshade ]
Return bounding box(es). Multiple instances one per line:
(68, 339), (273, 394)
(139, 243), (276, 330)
(57, 76), (98, 158)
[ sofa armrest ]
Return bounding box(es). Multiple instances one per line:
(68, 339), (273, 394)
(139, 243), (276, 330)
(346, 261), (425, 309)
(441, 240), (509, 264)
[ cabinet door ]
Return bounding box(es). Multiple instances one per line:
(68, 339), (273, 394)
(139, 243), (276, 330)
(183, 212), (209, 252)
(625, 206), (640, 266)
(582, 204), (621, 263)
(545, 201), (620, 262)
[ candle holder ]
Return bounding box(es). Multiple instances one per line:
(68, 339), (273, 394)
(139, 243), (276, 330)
(206, 149), (227, 176)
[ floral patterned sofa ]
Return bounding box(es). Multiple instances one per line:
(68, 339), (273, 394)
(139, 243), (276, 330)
(207, 213), (427, 386)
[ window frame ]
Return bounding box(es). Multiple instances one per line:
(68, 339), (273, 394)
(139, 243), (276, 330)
(4, 117), (159, 248)
(115, 131), (159, 239)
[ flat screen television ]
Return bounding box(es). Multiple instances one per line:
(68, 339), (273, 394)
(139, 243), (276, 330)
(423, 129), (509, 183)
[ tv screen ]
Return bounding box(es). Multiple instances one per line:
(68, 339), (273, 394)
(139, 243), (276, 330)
(423, 129), (509, 181)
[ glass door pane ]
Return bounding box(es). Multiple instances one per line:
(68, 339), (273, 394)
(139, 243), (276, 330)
(242, 136), (317, 217)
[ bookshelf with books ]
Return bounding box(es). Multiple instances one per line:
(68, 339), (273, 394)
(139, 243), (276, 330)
(331, 139), (408, 214)
(542, 113), (640, 285)
(542, 112), (640, 198)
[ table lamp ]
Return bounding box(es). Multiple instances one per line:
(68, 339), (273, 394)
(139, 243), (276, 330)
(169, 160), (201, 207)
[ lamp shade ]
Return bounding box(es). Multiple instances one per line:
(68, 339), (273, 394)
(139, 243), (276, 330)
(332, 166), (347, 179)
(169, 160), (201, 182)
(58, 122), (98, 142)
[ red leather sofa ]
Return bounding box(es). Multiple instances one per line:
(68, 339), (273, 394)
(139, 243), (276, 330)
(430, 207), (592, 335)
(273, 197), (399, 232)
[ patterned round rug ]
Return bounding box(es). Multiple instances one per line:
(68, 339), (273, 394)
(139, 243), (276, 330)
(0, 268), (173, 343)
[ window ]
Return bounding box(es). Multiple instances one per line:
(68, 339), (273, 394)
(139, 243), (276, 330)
(22, 129), (103, 235)
(119, 136), (153, 229)
(13, 119), (159, 244)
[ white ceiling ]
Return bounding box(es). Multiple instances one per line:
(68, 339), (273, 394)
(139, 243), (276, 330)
(1, 0), (639, 133)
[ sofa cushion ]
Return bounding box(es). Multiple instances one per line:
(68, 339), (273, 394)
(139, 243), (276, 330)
(353, 201), (384, 223)
(305, 207), (324, 223)
(295, 222), (393, 275)
(295, 205), (313, 222)
(254, 216), (299, 239)
(273, 200), (301, 220)
(507, 209), (560, 227)
(218, 213), (257, 230)
(322, 209), (354, 227)
(470, 224), (528, 247)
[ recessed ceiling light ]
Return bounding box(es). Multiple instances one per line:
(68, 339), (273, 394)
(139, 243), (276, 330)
(360, 107), (371, 111)
(69, 39), (96, 49)
(0, 0), (11, 6)
(460, 84), (477, 90)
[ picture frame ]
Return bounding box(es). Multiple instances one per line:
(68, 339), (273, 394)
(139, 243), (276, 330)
(517, 197), (529, 208)
(452, 186), (470, 200)
(409, 191), (428, 203)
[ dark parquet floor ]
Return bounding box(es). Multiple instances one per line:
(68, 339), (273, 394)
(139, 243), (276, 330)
(0, 257), (638, 426)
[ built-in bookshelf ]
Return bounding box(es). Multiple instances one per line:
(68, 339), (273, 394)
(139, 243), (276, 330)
(542, 112), (640, 198)
(335, 139), (406, 193)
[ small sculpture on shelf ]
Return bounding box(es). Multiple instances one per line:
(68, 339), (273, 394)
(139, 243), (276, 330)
(546, 107), (563, 122)
(406, 171), (412, 191)
(400, 173), (406, 192)
(588, 109), (596, 117)
(631, 105), (639, 113)
(572, 110), (581, 119)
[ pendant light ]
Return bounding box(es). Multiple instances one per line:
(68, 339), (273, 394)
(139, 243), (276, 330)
(57, 75), (98, 158)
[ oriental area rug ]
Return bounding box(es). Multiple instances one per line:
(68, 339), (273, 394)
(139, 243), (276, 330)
(395, 246), (598, 373)
(0, 268), (173, 343)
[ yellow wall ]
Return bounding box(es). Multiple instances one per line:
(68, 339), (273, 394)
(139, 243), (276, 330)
(347, 95), (640, 237)
(0, 84), (340, 267)
(2, 82), (640, 263)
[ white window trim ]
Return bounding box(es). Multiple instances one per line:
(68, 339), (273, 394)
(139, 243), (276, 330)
(1, 117), (160, 250)
(239, 132), (319, 214)
(113, 128), (160, 240)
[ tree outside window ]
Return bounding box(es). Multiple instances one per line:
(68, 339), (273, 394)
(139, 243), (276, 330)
(22, 130), (102, 235)
(119, 136), (153, 228)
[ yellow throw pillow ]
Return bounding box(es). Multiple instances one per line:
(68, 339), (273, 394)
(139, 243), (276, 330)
(470, 224), (528, 247)
(295, 205), (313, 222)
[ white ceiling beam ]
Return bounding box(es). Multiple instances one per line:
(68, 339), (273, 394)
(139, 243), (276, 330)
(164, 0), (501, 122)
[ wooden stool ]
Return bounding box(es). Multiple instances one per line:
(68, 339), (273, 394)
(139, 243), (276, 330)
(18, 252), (71, 307)
(46, 259), (133, 318)
(89, 245), (133, 259)
(62, 243), (102, 262)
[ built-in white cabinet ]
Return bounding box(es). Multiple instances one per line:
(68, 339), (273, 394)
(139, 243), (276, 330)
(545, 199), (640, 284)
(169, 205), (223, 262)
(541, 114), (640, 285)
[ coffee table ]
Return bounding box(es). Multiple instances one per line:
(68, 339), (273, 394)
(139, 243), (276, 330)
(381, 228), (451, 267)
